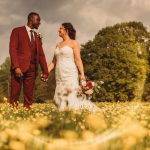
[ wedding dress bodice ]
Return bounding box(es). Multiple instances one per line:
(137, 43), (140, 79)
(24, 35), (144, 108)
(55, 45), (78, 86)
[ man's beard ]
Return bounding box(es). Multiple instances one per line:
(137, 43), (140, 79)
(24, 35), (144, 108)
(33, 24), (39, 29)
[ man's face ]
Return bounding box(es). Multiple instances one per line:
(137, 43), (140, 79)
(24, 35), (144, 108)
(31, 15), (41, 29)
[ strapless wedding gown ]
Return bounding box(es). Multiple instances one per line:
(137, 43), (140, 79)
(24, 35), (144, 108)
(53, 45), (100, 111)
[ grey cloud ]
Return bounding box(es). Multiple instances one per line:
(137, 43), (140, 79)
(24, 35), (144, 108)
(1, 0), (150, 64)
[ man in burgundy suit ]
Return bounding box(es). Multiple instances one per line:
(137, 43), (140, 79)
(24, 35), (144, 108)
(9, 12), (48, 109)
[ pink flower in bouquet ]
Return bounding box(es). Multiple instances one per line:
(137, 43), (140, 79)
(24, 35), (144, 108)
(84, 89), (94, 95)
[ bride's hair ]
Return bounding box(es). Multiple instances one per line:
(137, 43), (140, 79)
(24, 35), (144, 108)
(62, 23), (76, 40)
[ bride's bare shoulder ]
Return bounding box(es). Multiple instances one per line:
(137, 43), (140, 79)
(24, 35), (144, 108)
(56, 42), (62, 48)
(71, 40), (80, 48)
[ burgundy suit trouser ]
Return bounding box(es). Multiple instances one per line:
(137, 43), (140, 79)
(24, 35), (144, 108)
(9, 63), (36, 107)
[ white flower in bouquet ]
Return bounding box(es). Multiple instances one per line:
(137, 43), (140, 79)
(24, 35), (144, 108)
(91, 82), (95, 86)
(100, 81), (104, 85)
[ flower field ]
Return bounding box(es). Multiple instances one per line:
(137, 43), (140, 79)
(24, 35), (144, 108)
(0, 101), (150, 150)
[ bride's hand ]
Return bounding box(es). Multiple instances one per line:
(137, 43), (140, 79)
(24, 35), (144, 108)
(79, 74), (86, 82)
(48, 66), (51, 74)
(48, 69), (50, 74)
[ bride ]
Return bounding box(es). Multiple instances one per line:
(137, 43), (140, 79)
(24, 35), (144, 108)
(48, 23), (100, 111)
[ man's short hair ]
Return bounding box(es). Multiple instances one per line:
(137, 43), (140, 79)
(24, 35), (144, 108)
(28, 12), (39, 21)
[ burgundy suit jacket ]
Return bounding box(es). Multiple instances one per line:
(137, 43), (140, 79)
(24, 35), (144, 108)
(9, 26), (48, 75)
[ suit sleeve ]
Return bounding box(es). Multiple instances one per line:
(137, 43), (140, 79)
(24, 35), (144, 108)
(9, 28), (19, 70)
(38, 39), (48, 75)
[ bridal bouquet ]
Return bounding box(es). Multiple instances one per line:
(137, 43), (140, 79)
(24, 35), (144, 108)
(78, 79), (104, 100)
(80, 80), (95, 95)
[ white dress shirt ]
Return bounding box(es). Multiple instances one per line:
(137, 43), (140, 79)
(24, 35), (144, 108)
(25, 25), (35, 41)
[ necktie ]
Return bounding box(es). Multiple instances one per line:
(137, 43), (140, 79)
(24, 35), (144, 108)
(30, 30), (34, 43)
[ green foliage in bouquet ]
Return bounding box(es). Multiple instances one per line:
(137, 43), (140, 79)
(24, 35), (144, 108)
(81, 21), (150, 102)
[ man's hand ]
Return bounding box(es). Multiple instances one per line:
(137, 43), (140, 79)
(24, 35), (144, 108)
(41, 73), (48, 82)
(15, 68), (23, 77)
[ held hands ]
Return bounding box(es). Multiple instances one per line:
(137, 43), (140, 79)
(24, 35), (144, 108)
(40, 65), (51, 82)
(15, 68), (48, 82)
(15, 68), (23, 77)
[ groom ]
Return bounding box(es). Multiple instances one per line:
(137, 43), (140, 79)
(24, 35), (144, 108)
(9, 12), (48, 108)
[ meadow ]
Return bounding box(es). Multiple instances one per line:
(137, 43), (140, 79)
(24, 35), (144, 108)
(0, 100), (150, 150)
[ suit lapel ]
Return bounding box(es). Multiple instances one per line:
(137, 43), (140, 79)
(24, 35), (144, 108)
(34, 32), (39, 64)
(34, 32), (39, 54)
(23, 26), (32, 47)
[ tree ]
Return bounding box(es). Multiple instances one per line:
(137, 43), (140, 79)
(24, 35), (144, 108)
(0, 57), (11, 102)
(81, 21), (150, 102)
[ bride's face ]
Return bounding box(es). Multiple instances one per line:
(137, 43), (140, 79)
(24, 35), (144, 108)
(58, 25), (68, 37)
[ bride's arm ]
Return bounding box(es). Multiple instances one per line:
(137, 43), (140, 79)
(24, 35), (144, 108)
(72, 41), (86, 81)
(48, 56), (56, 73)
(48, 44), (59, 73)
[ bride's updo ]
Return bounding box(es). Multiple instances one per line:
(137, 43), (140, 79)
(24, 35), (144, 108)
(62, 23), (76, 40)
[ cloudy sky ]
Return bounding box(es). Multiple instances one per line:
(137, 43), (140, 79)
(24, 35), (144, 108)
(1, 0), (150, 65)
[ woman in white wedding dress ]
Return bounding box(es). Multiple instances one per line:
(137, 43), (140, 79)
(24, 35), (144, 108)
(48, 23), (100, 111)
